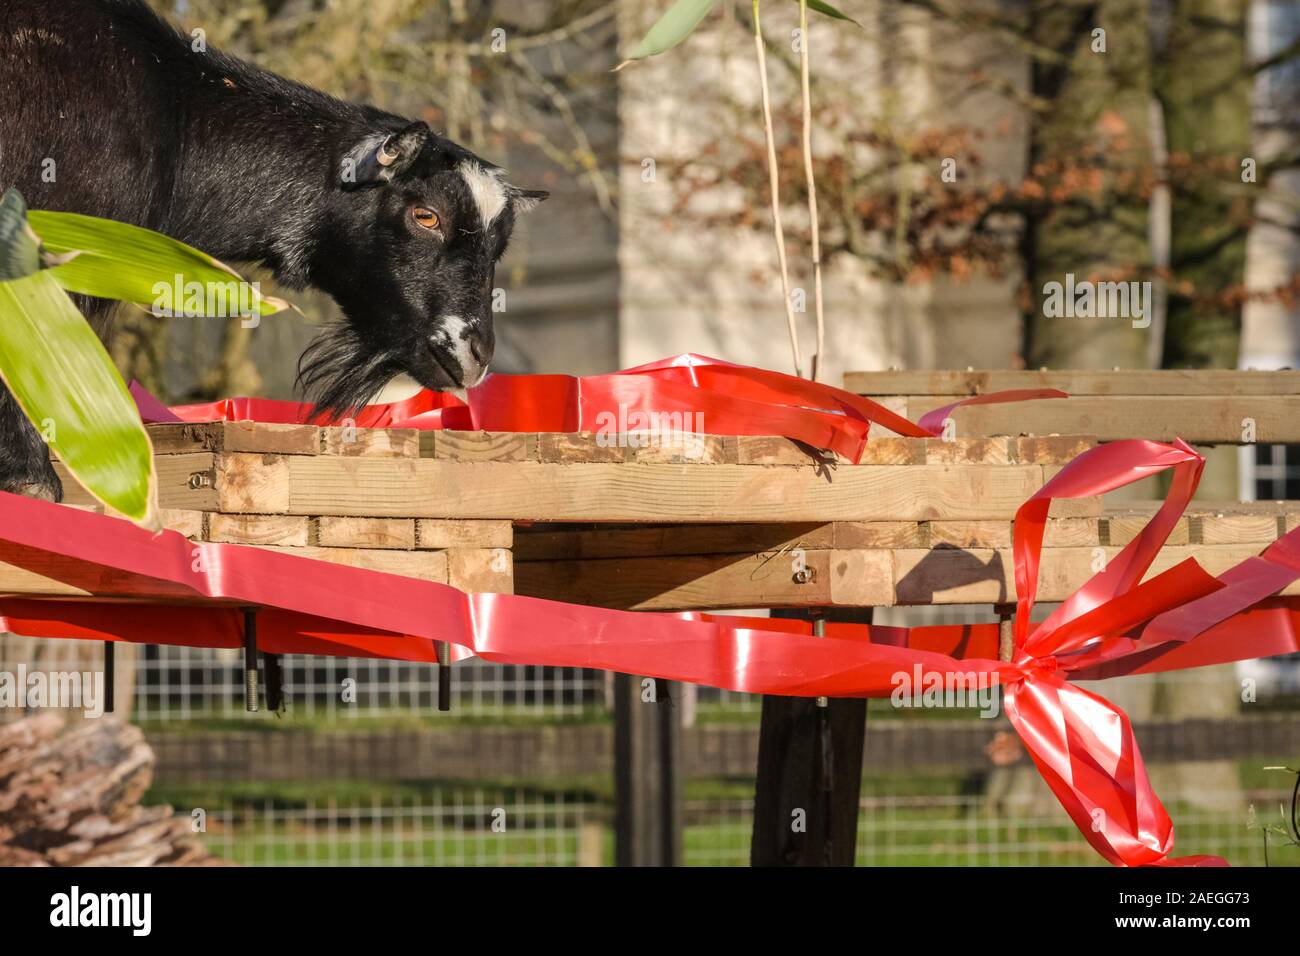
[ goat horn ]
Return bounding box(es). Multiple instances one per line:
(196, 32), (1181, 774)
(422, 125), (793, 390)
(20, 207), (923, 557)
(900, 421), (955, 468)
(376, 137), (400, 167)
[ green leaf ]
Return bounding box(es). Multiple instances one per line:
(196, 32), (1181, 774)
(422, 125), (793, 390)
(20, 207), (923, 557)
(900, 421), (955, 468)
(0, 190), (42, 281)
(0, 269), (158, 526)
(28, 209), (289, 318)
(619, 0), (717, 65)
(801, 0), (860, 25)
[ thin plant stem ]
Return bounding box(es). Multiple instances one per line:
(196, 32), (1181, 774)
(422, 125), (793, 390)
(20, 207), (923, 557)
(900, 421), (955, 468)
(752, 0), (802, 378)
(798, 0), (825, 380)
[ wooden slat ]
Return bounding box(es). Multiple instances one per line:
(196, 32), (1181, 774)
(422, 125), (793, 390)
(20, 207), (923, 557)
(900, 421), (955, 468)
(316, 516), (417, 550)
(447, 548), (514, 593)
(514, 549), (892, 610)
(900, 395), (1300, 444)
(416, 519), (513, 549)
(514, 523), (836, 560)
(145, 421), (320, 456)
(236, 457), (1066, 522)
(518, 538), (1300, 611)
(893, 543), (1300, 605)
(250, 545), (448, 582)
(208, 514), (310, 547)
(845, 368), (1300, 396)
(424, 431), (539, 461)
(56, 453), (217, 511)
(320, 427), (418, 458)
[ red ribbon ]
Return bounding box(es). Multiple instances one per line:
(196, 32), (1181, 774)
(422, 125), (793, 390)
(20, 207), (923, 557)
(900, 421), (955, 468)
(134, 353), (1065, 461)
(5, 358), (1295, 866)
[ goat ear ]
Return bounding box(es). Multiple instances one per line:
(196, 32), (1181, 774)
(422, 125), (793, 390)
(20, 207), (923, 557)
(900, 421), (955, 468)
(511, 188), (550, 213)
(341, 121), (431, 189)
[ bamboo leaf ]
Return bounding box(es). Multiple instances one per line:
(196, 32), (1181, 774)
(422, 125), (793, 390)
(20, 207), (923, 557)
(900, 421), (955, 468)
(0, 190), (42, 281)
(801, 0), (860, 25)
(0, 269), (158, 526)
(618, 0), (717, 66)
(28, 209), (289, 318)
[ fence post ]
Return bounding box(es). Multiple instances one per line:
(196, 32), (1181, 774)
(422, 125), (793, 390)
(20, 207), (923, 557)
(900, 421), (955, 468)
(750, 607), (872, 866)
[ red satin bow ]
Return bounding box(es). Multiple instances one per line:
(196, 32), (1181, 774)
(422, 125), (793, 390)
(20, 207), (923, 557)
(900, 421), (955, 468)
(4, 359), (1297, 867)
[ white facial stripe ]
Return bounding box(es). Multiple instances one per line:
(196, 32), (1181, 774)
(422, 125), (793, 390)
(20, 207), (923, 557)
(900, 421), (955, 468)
(431, 314), (486, 385)
(458, 160), (508, 229)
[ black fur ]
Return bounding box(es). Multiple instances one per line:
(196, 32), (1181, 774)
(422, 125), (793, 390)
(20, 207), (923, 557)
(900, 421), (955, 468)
(0, 0), (546, 497)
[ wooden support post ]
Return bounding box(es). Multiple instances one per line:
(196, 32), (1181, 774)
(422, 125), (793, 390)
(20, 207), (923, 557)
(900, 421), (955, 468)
(995, 603), (1015, 662)
(751, 607), (872, 867)
(102, 641), (114, 714)
(613, 673), (682, 866)
(242, 607), (259, 713)
(263, 651), (284, 713)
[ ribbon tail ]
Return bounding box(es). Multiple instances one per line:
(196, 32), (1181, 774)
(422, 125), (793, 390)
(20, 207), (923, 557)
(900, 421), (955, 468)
(1004, 675), (1223, 866)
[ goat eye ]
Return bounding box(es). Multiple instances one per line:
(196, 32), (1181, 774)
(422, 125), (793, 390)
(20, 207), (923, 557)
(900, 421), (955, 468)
(412, 207), (440, 231)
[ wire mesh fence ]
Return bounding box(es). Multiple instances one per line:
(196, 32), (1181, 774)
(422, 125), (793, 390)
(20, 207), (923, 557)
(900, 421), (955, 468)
(162, 785), (1299, 867)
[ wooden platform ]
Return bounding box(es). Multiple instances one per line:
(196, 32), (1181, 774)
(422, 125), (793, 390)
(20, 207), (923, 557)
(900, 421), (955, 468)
(844, 368), (1300, 444)
(0, 419), (1285, 612)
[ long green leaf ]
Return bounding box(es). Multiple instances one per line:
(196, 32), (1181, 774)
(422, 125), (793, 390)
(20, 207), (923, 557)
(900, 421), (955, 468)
(620, 0), (716, 64)
(28, 210), (288, 318)
(801, 0), (860, 25)
(0, 270), (158, 526)
(0, 190), (41, 281)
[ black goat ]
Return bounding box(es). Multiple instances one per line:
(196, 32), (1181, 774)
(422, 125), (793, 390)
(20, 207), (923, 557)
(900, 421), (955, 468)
(0, 0), (546, 499)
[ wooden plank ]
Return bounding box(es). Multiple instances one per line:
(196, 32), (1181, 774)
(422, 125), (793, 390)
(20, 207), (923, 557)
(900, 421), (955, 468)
(830, 522), (927, 549)
(208, 514), (310, 548)
(923, 437), (1013, 465)
(56, 453), (218, 512)
(901, 395), (1300, 444)
(735, 437), (842, 466)
(320, 427), (418, 458)
(1106, 514), (1190, 546)
(1197, 513), (1285, 546)
(1015, 435), (1095, 464)
(514, 523), (837, 560)
(416, 519), (513, 549)
(629, 435), (734, 464)
(425, 431), (538, 462)
(539, 432), (628, 463)
(857, 437), (922, 465)
(845, 368), (1300, 396)
(159, 509), (204, 539)
(892, 543), (1300, 605)
(145, 421), (320, 456)
(316, 516), (417, 550)
(514, 549), (893, 610)
(250, 545), (448, 582)
(214, 454), (291, 513)
(269, 458), (1061, 521)
(447, 548), (514, 593)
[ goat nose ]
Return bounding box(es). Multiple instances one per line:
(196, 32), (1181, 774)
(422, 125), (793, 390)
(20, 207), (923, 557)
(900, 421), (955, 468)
(469, 336), (487, 365)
